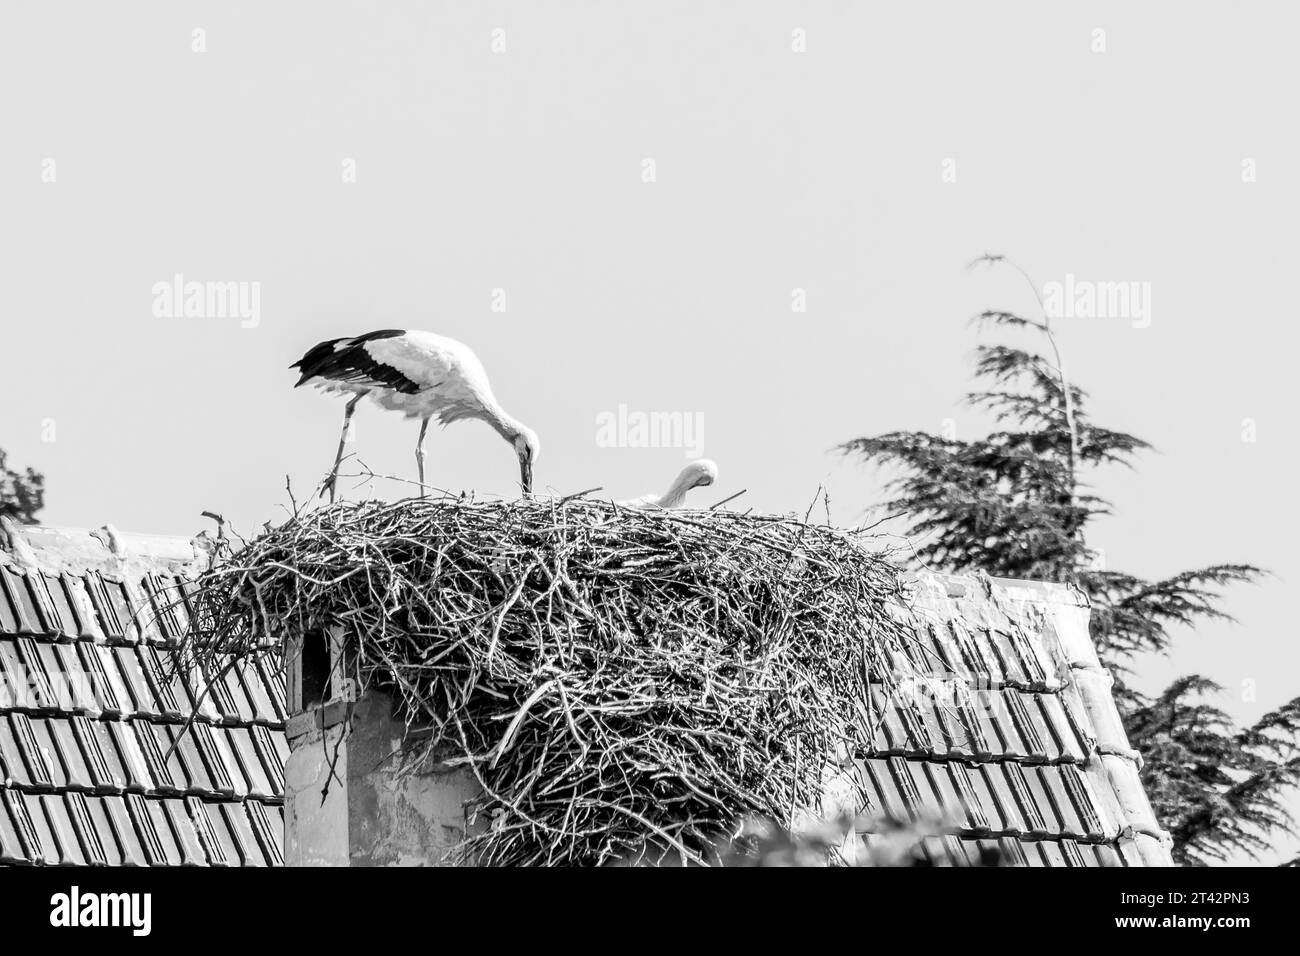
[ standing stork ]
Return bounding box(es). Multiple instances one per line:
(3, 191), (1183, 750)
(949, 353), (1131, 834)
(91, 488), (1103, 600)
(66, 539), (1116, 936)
(291, 330), (539, 501)
(617, 459), (718, 509)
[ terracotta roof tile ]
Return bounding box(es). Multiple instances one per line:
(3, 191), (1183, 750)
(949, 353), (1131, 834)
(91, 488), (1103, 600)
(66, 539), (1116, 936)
(111, 646), (157, 717)
(83, 573), (130, 642)
(191, 723), (238, 798)
(1005, 691), (1050, 762)
(227, 727), (277, 799)
(217, 801), (265, 866)
(256, 656), (288, 723)
(922, 762), (970, 828)
(106, 720), (154, 792)
(0, 788), (41, 863)
(184, 798), (225, 866)
(128, 792), (173, 865)
(41, 792), (87, 864)
(10, 714), (55, 790)
(73, 717), (121, 794)
(164, 797), (208, 866)
(137, 646), (184, 720)
(100, 795), (148, 866)
(15, 639), (56, 712)
(20, 792), (56, 863)
(46, 717), (96, 790)
(247, 798), (285, 866)
(0, 567), (45, 637)
(77, 642), (125, 718)
(34, 573), (75, 640)
(160, 723), (211, 797)
(141, 574), (187, 645)
(65, 792), (108, 865)
(996, 835), (1028, 866)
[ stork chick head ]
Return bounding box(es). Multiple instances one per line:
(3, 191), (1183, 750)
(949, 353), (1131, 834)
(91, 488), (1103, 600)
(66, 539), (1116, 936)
(514, 426), (540, 494)
(651, 458), (719, 509)
(682, 458), (718, 489)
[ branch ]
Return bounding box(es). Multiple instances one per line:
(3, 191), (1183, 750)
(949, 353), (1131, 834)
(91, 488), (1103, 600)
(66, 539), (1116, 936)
(970, 254), (1082, 537)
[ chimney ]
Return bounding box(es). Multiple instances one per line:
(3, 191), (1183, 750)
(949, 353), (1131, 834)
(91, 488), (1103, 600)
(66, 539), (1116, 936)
(282, 627), (483, 866)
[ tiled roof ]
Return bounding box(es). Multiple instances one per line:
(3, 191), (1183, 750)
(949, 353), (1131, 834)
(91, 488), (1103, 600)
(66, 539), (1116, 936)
(0, 521), (286, 867)
(834, 572), (1173, 867)
(2, 522), (1168, 868)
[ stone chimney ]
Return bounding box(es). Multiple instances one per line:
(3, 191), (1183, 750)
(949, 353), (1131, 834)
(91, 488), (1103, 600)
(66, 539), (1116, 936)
(282, 628), (482, 866)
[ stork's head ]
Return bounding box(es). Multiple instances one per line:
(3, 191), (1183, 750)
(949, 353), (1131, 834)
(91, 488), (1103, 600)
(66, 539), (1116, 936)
(682, 458), (718, 489)
(655, 459), (719, 509)
(514, 427), (540, 494)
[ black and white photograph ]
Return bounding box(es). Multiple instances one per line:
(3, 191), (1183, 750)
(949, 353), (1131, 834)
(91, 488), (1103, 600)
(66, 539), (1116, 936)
(0, 1), (1293, 936)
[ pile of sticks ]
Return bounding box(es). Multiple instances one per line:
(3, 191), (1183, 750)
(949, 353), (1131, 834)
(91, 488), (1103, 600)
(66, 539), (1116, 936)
(182, 495), (917, 866)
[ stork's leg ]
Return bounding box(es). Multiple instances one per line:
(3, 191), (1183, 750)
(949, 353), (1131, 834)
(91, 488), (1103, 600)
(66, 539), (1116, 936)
(323, 394), (363, 504)
(415, 416), (431, 498)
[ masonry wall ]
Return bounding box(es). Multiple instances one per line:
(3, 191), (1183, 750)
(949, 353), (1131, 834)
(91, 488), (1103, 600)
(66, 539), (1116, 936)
(285, 690), (482, 866)
(284, 721), (349, 865)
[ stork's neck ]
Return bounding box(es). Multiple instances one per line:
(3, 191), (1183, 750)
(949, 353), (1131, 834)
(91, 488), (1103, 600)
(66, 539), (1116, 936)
(481, 399), (527, 444)
(656, 470), (698, 509)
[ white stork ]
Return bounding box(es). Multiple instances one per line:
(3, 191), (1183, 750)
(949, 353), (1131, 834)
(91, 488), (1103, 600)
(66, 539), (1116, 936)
(618, 460), (718, 509)
(291, 330), (539, 500)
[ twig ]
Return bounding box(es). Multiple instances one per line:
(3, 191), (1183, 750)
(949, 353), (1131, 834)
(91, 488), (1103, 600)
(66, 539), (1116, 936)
(969, 253), (1082, 531)
(708, 489), (747, 511)
(559, 487), (603, 504)
(200, 511), (226, 542)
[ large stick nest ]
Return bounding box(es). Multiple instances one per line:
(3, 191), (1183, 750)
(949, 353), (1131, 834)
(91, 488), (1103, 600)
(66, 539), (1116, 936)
(183, 496), (917, 866)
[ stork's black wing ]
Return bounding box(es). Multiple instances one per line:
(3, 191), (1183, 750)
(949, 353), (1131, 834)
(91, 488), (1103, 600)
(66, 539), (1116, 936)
(290, 330), (422, 394)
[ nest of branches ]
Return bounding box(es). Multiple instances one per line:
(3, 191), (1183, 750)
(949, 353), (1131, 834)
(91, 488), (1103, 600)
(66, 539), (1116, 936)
(182, 495), (917, 866)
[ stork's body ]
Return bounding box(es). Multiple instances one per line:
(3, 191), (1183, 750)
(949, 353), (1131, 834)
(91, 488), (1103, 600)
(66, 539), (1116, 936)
(618, 460), (718, 509)
(291, 330), (538, 500)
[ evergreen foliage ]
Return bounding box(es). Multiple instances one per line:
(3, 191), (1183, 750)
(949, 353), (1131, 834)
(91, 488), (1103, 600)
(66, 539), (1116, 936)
(0, 448), (43, 524)
(840, 258), (1300, 865)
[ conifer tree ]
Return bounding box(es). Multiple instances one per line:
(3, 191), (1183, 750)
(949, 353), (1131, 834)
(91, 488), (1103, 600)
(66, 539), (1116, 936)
(841, 257), (1300, 865)
(0, 448), (43, 524)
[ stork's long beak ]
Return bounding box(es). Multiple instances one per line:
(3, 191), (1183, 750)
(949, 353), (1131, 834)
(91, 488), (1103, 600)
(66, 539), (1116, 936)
(520, 456), (533, 496)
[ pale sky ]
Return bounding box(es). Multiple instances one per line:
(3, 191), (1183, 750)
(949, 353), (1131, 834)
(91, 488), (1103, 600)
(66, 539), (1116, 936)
(2, 2), (1296, 863)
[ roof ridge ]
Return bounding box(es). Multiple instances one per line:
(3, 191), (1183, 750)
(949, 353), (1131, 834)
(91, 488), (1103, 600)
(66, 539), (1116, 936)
(1039, 600), (1173, 865)
(0, 521), (218, 576)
